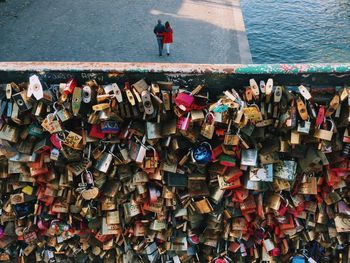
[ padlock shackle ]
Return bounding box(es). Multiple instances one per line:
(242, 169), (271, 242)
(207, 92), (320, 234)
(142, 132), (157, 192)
(204, 111), (215, 124)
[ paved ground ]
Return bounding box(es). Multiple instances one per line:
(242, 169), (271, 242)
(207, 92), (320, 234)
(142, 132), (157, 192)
(0, 0), (251, 63)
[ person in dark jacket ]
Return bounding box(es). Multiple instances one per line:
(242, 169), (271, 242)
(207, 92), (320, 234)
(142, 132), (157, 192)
(163, 21), (173, 56)
(153, 20), (165, 56)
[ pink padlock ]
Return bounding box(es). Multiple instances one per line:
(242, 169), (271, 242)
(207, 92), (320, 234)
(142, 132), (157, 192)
(175, 92), (194, 111)
(176, 113), (191, 130)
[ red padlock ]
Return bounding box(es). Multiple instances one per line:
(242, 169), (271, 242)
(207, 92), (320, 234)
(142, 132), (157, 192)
(89, 124), (105, 139)
(50, 134), (62, 149)
(63, 79), (77, 95)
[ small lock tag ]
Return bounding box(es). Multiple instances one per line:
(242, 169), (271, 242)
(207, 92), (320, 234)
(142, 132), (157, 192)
(291, 130), (301, 144)
(161, 90), (171, 111)
(50, 148), (60, 160)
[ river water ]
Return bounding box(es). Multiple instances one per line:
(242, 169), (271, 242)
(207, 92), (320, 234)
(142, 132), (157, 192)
(240, 0), (350, 63)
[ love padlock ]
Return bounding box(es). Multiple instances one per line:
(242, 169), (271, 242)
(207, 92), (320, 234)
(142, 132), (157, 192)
(175, 91), (194, 111)
(314, 118), (334, 141)
(192, 142), (212, 164)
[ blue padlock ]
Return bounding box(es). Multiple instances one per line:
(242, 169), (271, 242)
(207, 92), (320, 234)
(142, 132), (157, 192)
(292, 256), (305, 263)
(192, 142), (212, 164)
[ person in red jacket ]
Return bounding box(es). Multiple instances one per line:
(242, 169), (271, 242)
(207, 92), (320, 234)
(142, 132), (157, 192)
(162, 21), (173, 56)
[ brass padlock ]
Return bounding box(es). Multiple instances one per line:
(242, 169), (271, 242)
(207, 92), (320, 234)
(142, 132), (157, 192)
(314, 119), (334, 141)
(0, 124), (19, 143)
(200, 112), (215, 139)
(243, 104), (263, 122)
(143, 146), (158, 169)
(224, 120), (239, 146)
(195, 198), (213, 214)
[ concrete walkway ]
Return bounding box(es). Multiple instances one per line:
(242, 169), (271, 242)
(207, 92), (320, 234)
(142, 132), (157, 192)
(0, 0), (251, 63)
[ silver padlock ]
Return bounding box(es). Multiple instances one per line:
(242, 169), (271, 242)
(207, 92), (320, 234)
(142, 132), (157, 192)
(94, 145), (115, 173)
(297, 117), (311, 134)
(129, 136), (147, 164)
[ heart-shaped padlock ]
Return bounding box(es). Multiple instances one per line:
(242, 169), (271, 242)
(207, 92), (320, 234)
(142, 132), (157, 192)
(192, 142), (212, 164)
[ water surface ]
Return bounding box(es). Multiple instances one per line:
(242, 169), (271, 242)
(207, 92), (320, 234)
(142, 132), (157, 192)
(241, 0), (350, 63)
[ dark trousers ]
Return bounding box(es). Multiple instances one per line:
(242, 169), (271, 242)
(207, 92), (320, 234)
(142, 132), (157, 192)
(157, 37), (163, 55)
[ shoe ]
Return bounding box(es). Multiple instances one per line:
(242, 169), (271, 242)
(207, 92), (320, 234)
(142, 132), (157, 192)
(167, 53), (170, 56)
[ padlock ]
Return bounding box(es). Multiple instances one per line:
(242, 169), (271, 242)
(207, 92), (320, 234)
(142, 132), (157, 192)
(243, 104), (263, 122)
(201, 112), (215, 139)
(94, 145), (115, 173)
(241, 149), (258, 166)
(129, 137), (147, 163)
(297, 118), (311, 134)
(56, 106), (72, 122)
(192, 142), (212, 164)
(12, 91), (33, 112)
(72, 86), (82, 116)
(175, 91), (194, 111)
(314, 118), (334, 141)
(141, 90), (154, 115)
(146, 121), (162, 140)
(144, 146), (159, 169)
(0, 124), (19, 143)
(177, 112), (191, 131)
(195, 198), (213, 214)
(224, 120), (239, 145)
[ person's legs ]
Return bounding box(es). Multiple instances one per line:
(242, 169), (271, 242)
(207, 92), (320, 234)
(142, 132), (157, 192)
(165, 43), (170, 55)
(157, 37), (163, 56)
